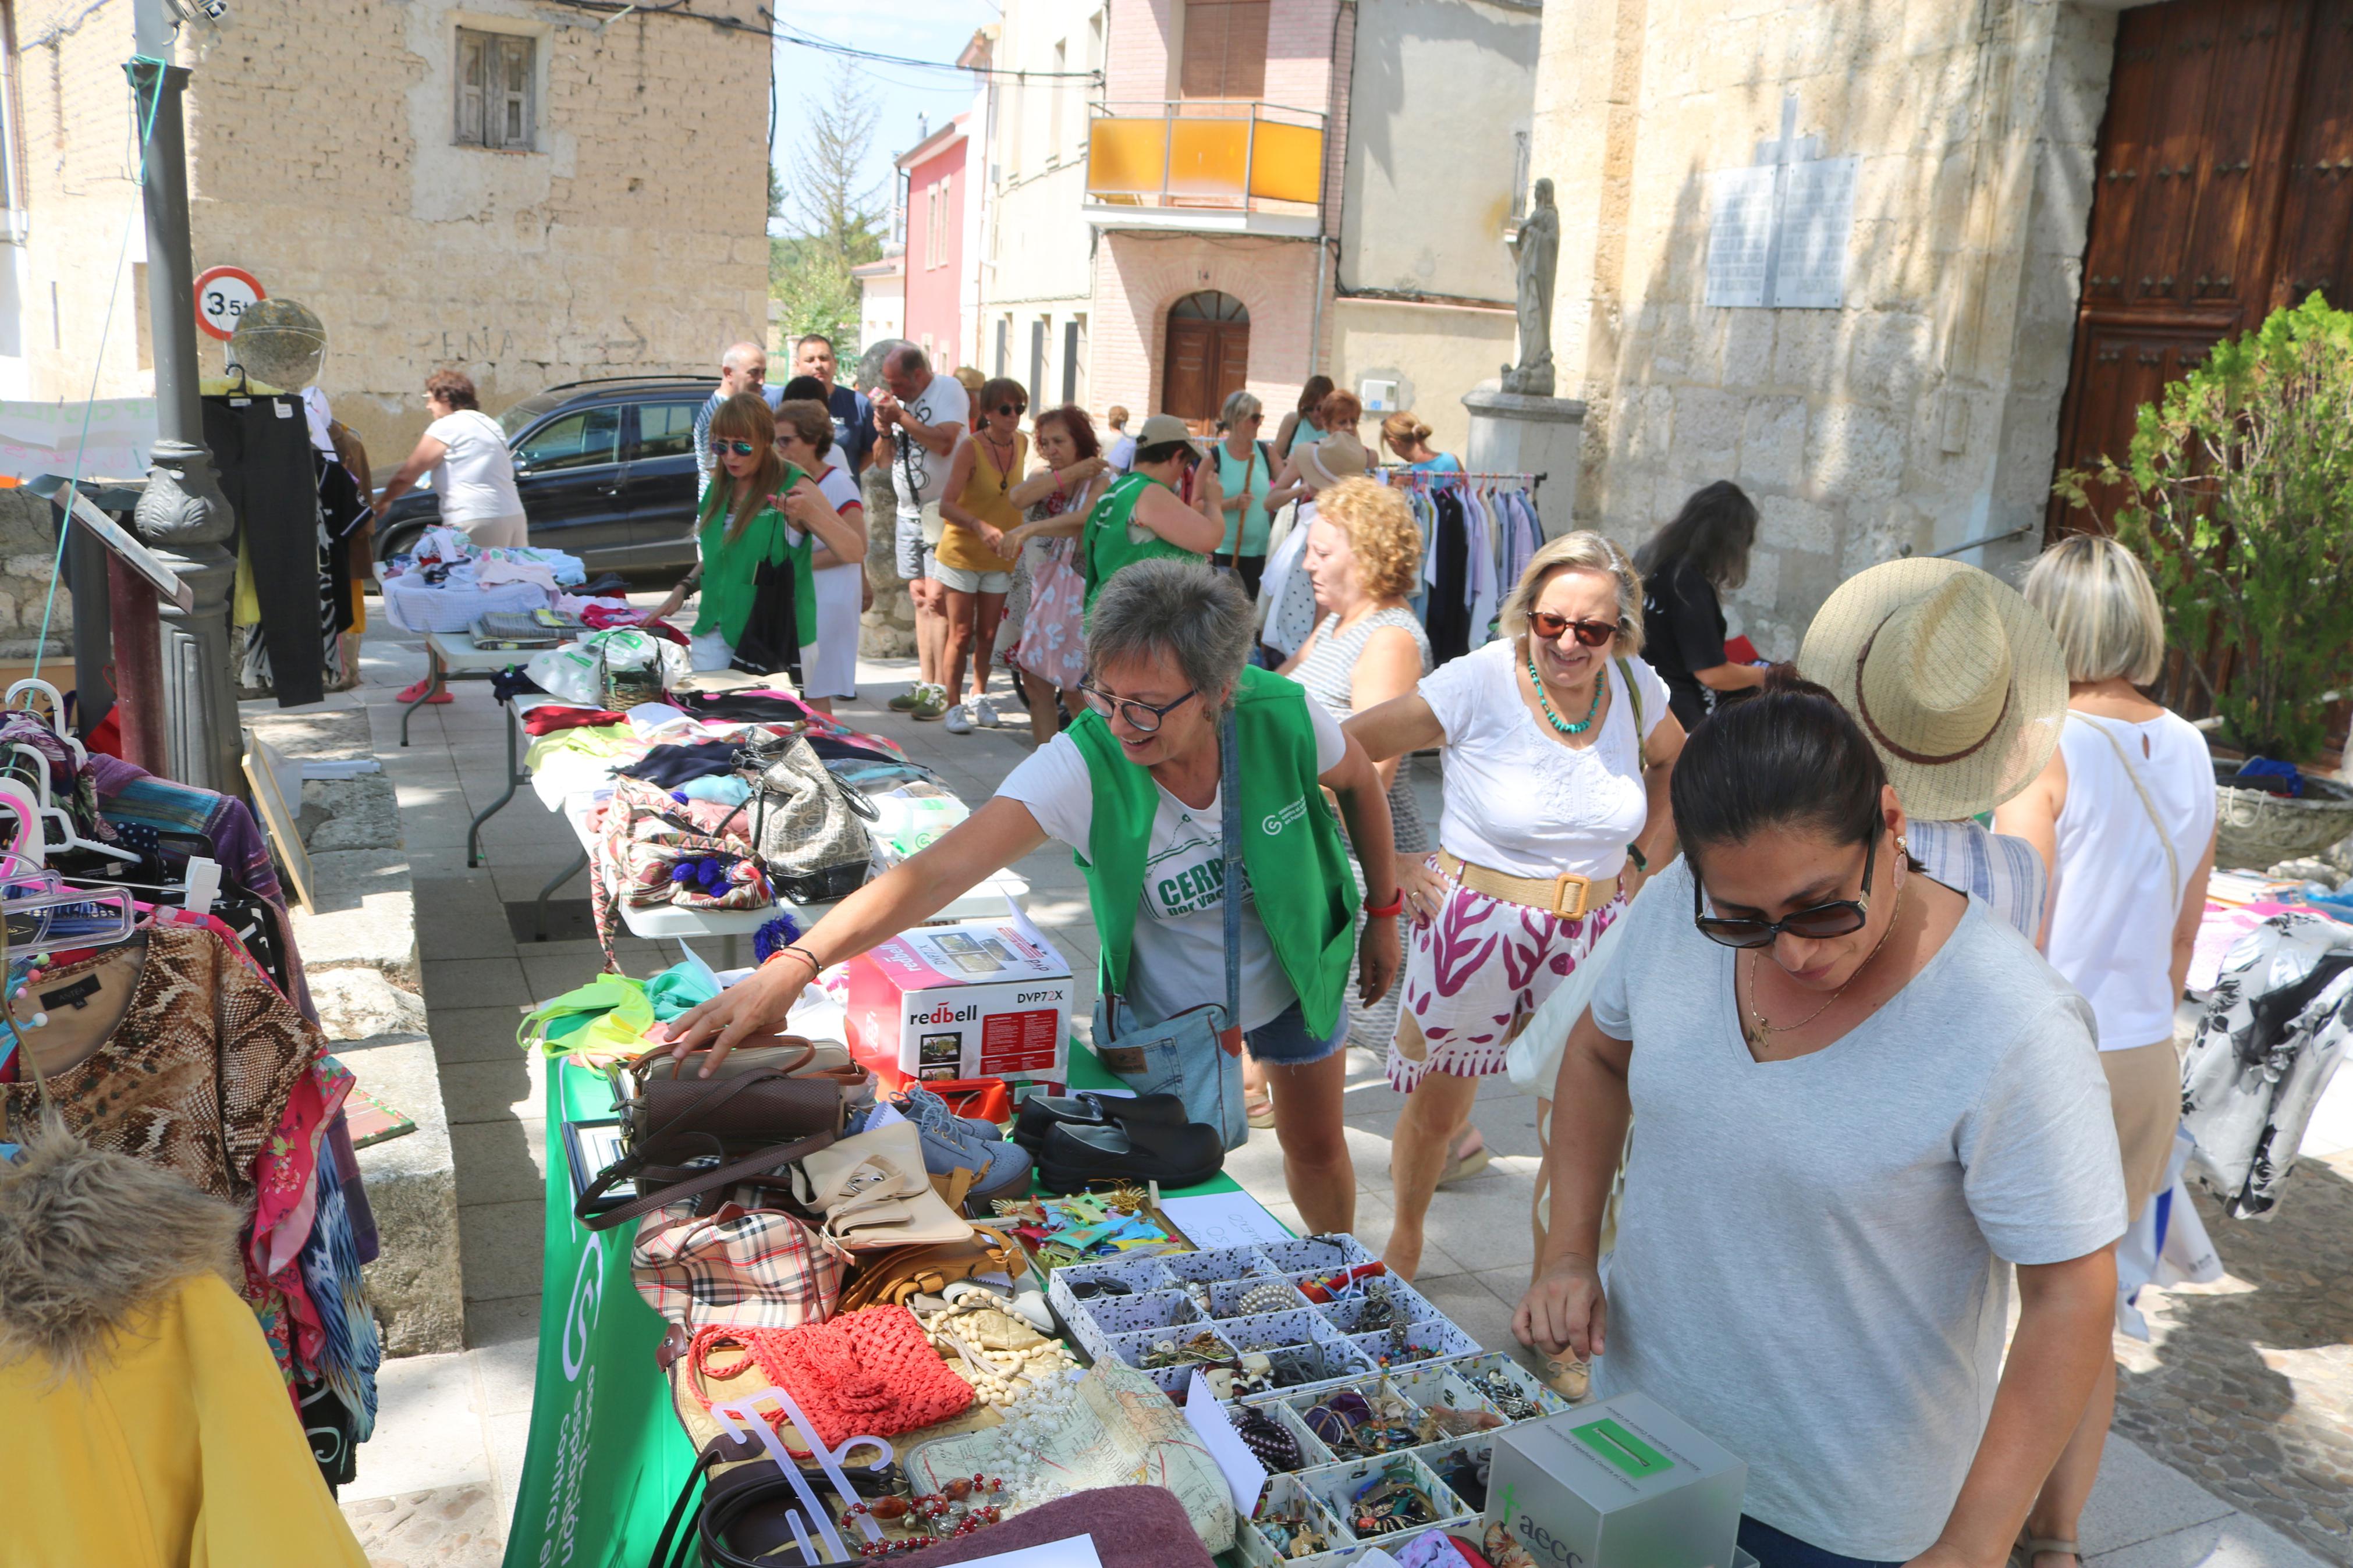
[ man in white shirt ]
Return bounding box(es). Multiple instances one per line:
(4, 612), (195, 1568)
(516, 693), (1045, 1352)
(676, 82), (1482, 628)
(870, 344), (967, 717)
(693, 341), (769, 497)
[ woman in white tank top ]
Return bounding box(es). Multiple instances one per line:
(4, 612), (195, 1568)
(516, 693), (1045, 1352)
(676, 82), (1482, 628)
(1994, 534), (2216, 1568)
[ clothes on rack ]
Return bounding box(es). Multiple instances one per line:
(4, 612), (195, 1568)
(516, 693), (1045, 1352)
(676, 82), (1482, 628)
(1387, 470), (1542, 666)
(208, 392), (330, 707)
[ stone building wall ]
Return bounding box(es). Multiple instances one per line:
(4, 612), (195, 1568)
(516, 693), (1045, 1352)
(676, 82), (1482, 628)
(1531, 0), (2118, 655)
(12, 0), (771, 467)
(0, 488), (69, 662)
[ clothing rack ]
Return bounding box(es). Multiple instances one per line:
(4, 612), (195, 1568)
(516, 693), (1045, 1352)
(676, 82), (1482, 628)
(1376, 467), (1548, 499)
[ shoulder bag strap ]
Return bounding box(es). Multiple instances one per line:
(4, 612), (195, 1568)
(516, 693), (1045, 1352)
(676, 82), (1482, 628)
(1616, 657), (1647, 772)
(1218, 705), (1245, 1055)
(580, 1128), (839, 1231)
(2068, 712), (2181, 904)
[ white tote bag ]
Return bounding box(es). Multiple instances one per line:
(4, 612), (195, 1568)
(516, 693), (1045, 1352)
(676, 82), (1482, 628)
(1505, 901), (1632, 1097)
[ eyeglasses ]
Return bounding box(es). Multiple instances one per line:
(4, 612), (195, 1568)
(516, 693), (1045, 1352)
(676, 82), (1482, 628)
(1525, 610), (1619, 648)
(713, 439), (759, 457)
(1080, 681), (1199, 734)
(1692, 834), (1878, 949)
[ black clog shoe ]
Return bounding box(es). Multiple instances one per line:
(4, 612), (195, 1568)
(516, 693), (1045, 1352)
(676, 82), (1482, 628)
(1035, 1115), (1225, 1193)
(1012, 1090), (1188, 1154)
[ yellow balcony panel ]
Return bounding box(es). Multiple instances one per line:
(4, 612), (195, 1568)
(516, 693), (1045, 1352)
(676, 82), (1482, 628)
(1247, 121), (1322, 205)
(1166, 119), (1251, 198)
(1087, 118), (1170, 196)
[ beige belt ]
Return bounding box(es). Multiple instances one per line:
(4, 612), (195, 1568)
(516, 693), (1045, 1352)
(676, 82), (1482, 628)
(1435, 849), (1619, 920)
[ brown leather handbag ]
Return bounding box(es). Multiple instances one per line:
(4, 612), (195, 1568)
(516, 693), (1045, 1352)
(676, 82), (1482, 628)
(834, 1223), (1030, 1313)
(577, 1037), (872, 1231)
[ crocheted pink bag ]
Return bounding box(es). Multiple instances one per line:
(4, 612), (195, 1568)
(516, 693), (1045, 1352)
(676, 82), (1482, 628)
(691, 1303), (973, 1448)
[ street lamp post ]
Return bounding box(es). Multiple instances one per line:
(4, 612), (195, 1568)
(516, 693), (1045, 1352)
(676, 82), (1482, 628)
(125, 0), (242, 795)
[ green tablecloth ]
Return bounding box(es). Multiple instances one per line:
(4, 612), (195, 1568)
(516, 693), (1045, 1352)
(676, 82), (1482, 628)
(501, 1049), (1249, 1568)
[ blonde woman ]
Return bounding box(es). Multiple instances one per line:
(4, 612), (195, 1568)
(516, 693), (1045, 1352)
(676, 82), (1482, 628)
(651, 392), (864, 675)
(1995, 534), (2216, 1568)
(1347, 533), (1685, 1285)
(1280, 477), (1431, 1078)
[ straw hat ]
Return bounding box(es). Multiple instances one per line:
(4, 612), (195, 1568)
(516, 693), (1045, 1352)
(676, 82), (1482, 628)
(1299, 429), (1369, 492)
(1797, 557), (2067, 822)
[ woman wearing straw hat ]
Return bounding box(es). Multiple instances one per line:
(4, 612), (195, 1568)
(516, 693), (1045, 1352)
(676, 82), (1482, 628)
(1797, 558), (2069, 942)
(1993, 534), (2216, 1568)
(1516, 668), (2126, 1568)
(1347, 531), (1683, 1292)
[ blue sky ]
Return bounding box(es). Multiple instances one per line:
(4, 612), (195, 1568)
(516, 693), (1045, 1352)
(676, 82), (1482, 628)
(768, 0), (1002, 241)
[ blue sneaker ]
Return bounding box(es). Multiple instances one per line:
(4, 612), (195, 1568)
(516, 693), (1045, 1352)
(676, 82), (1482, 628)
(874, 1090), (1032, 1210)
(896, 1083), (1004, 1143)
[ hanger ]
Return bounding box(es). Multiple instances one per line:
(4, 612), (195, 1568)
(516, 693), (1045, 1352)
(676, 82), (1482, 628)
(3, 680), (87, 769)
(4, 745), (135, 863)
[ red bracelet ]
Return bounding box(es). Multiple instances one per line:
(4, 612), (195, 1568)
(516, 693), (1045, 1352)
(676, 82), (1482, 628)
(1362, 890), (1404, 919)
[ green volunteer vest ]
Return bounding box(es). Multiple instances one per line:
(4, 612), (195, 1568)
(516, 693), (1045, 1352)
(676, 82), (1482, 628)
(1078, 471), (1205, 614)
(693, 464), (817, 653)
(1066, 665), (1360, 1040)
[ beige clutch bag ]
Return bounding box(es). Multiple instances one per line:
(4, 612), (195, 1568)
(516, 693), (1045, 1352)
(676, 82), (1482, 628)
(794, 1120), (973, 1251)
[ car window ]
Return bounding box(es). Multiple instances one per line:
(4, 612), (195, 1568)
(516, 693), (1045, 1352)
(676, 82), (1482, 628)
(515, 406), (620, 470)
(636, 401), (704, 460)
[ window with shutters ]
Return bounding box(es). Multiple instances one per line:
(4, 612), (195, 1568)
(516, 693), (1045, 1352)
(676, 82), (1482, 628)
(456, 29), (535, 151)
(1181, 0), (1268, 101)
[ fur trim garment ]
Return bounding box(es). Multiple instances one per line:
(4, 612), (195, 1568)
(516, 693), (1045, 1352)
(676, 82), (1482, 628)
(0, 1120), (243, 1382)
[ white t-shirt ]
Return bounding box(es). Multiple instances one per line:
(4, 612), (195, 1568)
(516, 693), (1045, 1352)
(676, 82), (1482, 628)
(1106, 433), (1138, 472)
(424, 409), (523, 524)
(888, 375), (970, 521)
(1591, 856), (2128, 1559)
(998, 703), (1347, 1030)
(1419, 639), (1667, 879)
(2046, 709), (2217, 1051)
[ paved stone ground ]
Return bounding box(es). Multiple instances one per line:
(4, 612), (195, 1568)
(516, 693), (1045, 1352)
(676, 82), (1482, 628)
(2116, 1152), (2353, 1565)
(331, 614), (2345, 1568)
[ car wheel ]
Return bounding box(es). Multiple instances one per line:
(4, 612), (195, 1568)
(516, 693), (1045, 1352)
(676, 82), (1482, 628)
(375, 518), (430, 568)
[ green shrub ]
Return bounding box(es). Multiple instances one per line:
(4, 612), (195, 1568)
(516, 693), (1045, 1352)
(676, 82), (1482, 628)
(2056, 293), (2353, 763)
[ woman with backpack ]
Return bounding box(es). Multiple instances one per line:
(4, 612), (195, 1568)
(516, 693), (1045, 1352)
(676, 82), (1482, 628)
(1209, 390), (1276, 599)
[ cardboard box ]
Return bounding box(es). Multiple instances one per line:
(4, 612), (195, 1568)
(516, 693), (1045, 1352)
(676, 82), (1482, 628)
(1485, 1392), (1745, 1568)
(844, 902), (1072, 1090)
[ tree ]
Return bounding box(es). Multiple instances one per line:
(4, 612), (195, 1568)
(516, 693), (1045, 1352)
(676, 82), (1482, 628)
(772, 73), (887, 353)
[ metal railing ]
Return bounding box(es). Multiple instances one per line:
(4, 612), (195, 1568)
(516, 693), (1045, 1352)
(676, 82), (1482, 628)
(1084, 100), (1325, 212)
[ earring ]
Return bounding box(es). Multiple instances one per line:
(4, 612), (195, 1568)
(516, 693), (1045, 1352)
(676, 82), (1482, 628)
(1895, 834), (1908, 853)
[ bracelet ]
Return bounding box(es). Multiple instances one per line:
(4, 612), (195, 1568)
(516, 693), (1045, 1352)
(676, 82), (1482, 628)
(1362, 890), (1404, 920)
(766, 944), (822, 979)
(1624, 843), (1648, 873)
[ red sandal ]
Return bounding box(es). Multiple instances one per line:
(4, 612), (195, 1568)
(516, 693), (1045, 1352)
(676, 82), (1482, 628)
(396, 678), (454, 705)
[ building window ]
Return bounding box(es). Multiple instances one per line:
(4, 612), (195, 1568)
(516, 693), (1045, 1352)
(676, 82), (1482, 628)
(1050, 41), (1067, 161)
(1063, 317), (1084, 406)
(995, 316), (1010, 378)
(1030, 317), (1048, 406)
(1181, 0), (1267, 101)
(456, 28), (535, 150)
(925, 185), (943, 269)
(0, 0), (24, 236)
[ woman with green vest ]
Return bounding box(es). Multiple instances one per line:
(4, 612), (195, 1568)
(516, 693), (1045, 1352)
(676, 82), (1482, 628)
(650, 390), (866, 673)
(1076, 413), (1225, 614)
(661, 560), (1403, 1236)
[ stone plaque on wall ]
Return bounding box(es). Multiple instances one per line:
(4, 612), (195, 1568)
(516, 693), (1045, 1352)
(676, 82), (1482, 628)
(1703, 95), (1857, 311)
(1773, 157), (1859, 309)
(1704, 166), (1776, 308)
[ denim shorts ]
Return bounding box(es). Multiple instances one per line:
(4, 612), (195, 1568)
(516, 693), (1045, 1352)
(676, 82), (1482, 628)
(1244, 1001), (1349, 1067)
(893, 514), (933, 582)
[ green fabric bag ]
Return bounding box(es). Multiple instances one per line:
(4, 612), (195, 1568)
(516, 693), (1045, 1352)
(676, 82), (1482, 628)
(519, 973), (654, 1057)
(644, 962), (719, 1023)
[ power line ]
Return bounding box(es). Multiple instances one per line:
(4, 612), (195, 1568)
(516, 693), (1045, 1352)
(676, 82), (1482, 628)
(765, 12), (1102, 80)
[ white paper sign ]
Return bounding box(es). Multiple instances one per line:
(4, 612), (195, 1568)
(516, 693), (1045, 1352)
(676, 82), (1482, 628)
(945, 1538), (1107, 1568)
(1161, 1190), (1295, 1251)
(1183, 1368), (1270, 1516)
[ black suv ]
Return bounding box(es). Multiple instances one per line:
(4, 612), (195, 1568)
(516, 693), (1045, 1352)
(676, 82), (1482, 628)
(374, 375), (718, 577)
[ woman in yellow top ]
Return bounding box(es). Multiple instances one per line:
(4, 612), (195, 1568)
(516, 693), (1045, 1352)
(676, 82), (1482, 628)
(934, 376), (1031, 735)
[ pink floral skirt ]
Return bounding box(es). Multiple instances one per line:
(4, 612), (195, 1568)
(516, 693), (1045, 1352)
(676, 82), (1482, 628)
(1387, 854), (1624, 1093)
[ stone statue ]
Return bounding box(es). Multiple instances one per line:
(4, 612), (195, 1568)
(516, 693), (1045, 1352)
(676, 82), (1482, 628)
(1503, 177), (1559, 397)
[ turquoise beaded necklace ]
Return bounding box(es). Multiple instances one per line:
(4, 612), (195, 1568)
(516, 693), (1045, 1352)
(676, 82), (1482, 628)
(1528, 655), (1603, 735)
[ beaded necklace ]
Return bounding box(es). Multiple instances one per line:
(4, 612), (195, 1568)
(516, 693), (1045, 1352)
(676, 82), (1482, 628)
(1527, 656), (1603, 735)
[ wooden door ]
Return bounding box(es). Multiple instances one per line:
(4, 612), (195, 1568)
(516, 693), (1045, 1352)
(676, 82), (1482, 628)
(1162, 318), (1251, 431)
(2049, 0), (2353, 539)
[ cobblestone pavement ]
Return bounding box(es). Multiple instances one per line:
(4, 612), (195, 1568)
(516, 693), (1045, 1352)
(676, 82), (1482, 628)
(2116, 1149), (2353, 1565)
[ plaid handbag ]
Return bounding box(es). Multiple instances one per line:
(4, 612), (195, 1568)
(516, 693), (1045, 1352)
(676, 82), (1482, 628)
(631, 1201), (843, 1329)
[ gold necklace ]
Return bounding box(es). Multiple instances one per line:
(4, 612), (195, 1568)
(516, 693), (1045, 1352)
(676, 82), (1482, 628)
(1742, 877), (1907, 1055)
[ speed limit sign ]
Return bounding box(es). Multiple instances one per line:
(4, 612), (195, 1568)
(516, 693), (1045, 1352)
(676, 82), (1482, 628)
(193, 265), (264, 342)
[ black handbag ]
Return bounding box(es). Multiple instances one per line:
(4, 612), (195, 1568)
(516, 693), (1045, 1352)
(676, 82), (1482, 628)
(729, 555), (804, 684)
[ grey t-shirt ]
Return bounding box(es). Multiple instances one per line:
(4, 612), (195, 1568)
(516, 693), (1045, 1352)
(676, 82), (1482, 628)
(1588, 855), (2126, 1560)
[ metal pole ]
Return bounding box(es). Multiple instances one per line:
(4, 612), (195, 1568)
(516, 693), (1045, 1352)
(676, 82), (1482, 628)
(65, 506), (115, 739)
(125, 2), (242, 794)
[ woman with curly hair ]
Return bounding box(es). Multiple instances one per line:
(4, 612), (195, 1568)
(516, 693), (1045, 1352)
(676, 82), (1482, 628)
(1277, 478), (1432, 1099)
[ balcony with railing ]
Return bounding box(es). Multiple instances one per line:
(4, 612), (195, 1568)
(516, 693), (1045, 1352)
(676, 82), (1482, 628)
(1082, 101), (1325, 237)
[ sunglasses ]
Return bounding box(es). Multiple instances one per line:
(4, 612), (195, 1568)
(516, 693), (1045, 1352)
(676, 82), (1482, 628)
(1692, 834), (1878, 949)
(1525, 610), (1618, 648)
(995, 403), (1026, 417)
(1079, 681), (1199, 734)
(712, 439), (759, 457)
